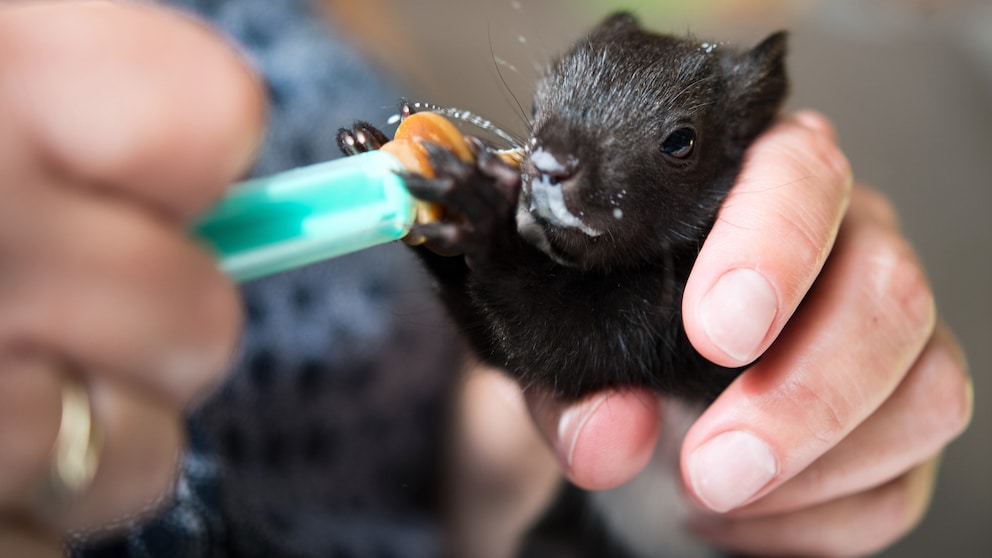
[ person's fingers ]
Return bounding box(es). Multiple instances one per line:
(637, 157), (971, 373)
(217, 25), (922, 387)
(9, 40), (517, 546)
(683, 110), (853, 367)
(450, 366), (562, 558)
(0, 522), (61, 558)
(681, 186), (937, 513)
(0, 355), (63, 505)
(689, 458), (939, 557)
(0, 0), (266, 221)
(0, 357), (184, 534)
(0, 0), (259, 541)
(458, 367), (560, 487)
(731, 322), (971, 517)
(791, 109), (839, 141)
(525, 388), (660, 490)
(63, 377), (185, 533)
(0, 184), (241, 407)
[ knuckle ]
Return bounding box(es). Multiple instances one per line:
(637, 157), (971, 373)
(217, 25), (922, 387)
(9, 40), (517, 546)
(947, 374), (975, 441)
(890, 254), (934, 331)
(923, 335), (974, 441)
(853, 186), (900, 229)
(805, 125), (853, 193)
(777, 195), (832, 278)
(776, 120), (852, 206)
(783, 376), (851, 444)
(862, 228), (935, 335)
(747, 132), (852, 298)
(792, 109), (838, 138)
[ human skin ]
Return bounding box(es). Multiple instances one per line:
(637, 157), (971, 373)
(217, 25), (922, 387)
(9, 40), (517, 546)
(520, 113), (973, 556)
(0, 0), (264, 548)
(0, 2), (972, 557)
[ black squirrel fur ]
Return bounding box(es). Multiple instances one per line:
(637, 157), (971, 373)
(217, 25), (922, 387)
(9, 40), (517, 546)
(339, 12), (788, 404)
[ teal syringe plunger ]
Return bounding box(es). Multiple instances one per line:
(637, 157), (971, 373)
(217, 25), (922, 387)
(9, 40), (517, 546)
(193, 149), (416, 282)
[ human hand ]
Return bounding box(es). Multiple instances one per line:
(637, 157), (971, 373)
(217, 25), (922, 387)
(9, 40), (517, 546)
(523, 111), (972, 556)
(0, 0), (263, 550)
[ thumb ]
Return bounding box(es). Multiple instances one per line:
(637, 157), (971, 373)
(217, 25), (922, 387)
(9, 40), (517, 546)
(525, 388), (661, 490)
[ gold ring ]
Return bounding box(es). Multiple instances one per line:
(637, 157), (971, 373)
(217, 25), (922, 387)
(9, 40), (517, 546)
(31, 375), (102, 521)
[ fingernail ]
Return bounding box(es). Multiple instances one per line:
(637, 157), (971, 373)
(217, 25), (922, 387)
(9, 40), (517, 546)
(557, 393), (609, 470)
(688, 430), (778, 512)
(700, 268), (778, 364)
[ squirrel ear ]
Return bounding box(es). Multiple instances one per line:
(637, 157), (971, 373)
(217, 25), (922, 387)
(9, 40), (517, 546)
(728, 31), (789, 143)
(591, 12), (641, 38)
(750, 31), (788, 69)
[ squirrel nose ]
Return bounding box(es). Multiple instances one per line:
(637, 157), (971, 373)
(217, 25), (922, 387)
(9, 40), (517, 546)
(531, 147), (578, 186)
(538, 167), (573, 186)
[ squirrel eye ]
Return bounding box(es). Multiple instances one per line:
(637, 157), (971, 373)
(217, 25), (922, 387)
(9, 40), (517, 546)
(661, 128), (695, 158)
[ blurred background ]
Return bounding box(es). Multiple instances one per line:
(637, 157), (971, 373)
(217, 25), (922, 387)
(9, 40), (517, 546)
(326, 0), (991, 555)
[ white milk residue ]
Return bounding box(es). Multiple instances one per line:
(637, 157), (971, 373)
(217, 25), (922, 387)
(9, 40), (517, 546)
(527, 148), (602, 237)
(529, 147), (565, 174)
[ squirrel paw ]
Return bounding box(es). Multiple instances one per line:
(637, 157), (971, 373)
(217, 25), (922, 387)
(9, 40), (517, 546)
(336, 121), (389, 156)
(402, 139), (522, 266)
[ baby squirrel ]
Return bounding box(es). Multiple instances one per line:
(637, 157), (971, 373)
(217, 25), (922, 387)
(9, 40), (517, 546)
(339, 12), (788, 405)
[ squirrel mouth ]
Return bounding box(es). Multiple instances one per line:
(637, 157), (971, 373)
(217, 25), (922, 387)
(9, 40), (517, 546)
(521, 147), (603, 238)
(525, 177), (603, 237)
(517, 174), (605, 268)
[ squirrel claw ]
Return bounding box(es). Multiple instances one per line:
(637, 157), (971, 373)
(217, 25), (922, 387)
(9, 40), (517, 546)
(336, 121), (389, 156)
(403, 144), (522, 265)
